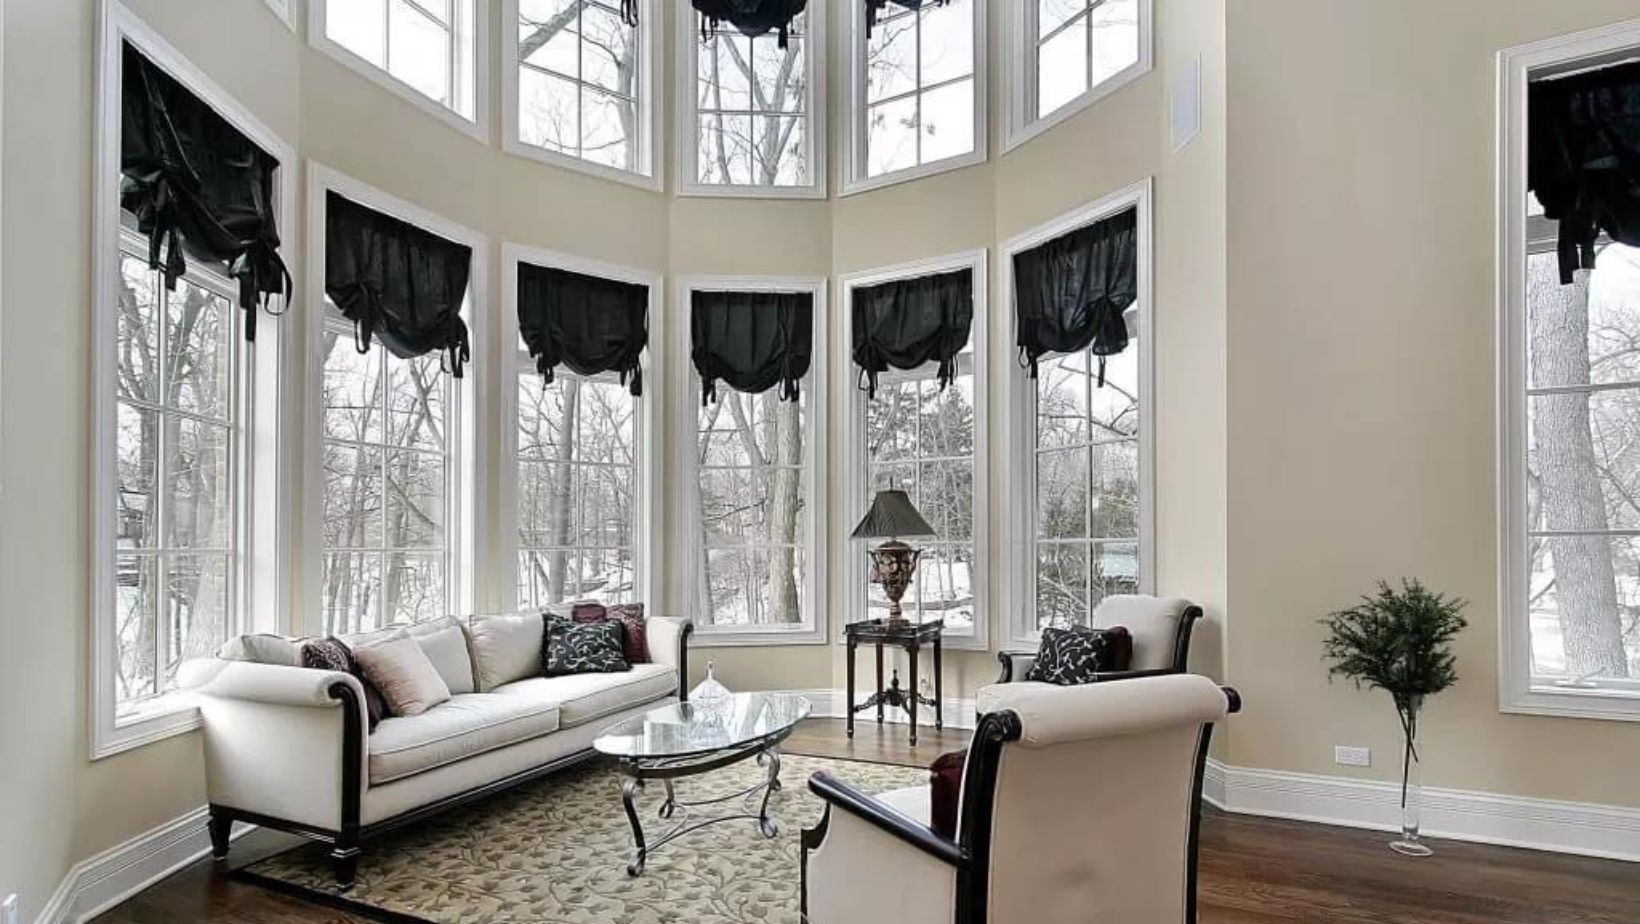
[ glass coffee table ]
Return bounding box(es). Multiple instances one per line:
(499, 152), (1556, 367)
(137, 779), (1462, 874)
(593, 692), (811, 876)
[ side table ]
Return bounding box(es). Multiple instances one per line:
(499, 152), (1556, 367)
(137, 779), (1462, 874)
(844, 618), (943, 746)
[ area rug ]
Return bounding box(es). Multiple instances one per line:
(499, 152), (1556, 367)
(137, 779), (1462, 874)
(237, 753), (926, 924)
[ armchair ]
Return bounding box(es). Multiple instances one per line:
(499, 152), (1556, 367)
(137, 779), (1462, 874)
(801, 674), (1239, 924)
(997, 594), (1202, 684)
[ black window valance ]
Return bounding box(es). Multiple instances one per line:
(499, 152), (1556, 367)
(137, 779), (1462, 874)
(1529, 61), (1640, 284)
(865, 0), (950, 36)
(691, 290), (813, 405)
(851, 267), (973, 400)
(120, 41), (290, 341)
(691, 0), (808, 49)
(517, 262), (648, 395)
(324, 191), (472, 378)
(1013, 206), (1138, 385)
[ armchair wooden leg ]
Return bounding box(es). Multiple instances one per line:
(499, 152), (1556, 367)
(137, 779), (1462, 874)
(330, 839), (361, 887)
(207, 807), (232, 862)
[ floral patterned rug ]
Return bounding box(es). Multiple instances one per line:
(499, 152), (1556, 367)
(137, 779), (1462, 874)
(238, 753), (926, 924)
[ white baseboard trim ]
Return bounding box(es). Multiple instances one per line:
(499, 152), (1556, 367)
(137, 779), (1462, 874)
(35, 808), (251, 924)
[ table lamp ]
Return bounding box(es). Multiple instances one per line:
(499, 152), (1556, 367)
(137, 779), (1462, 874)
(851, 489), (936, 626)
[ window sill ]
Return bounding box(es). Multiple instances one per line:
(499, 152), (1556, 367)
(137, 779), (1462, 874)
(94, 694), (202, 760)
(839, 148), (989, 198)
(691, 626), (830, 647)
(502, 137), (663, 193)
(674, 180), (828, 201)
(1501, 684), (1640, 723)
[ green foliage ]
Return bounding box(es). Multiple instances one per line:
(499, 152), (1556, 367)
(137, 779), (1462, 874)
(1321, 579), (1468, 714)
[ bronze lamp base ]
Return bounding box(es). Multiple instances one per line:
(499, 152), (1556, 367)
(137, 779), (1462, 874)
(868, 538), (923, 626)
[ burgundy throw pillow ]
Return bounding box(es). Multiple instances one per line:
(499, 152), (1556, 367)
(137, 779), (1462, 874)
(606, 603), (650, 664)
(929, 748), (966, 839)
(571, 602), (608, 623)
(300, 637), (385, 732)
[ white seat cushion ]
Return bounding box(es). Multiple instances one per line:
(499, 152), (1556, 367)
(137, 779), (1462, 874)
(368, 693), (561, 784)
(492, 664), (677, 728)
(875, 785), (933, 827)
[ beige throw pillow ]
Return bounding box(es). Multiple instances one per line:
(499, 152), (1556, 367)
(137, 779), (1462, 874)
(467, 612), (545, 692)
(353, 635), (452, 717)
(416, 623), (475, 695)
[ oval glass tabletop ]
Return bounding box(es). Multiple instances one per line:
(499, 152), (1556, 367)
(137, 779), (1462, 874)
(594, 692), (812, 760)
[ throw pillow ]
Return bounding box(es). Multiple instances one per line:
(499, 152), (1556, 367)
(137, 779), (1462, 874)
(570, 602), (608, 623)
(300, 637), (386, 732)
(218, 633), (303, 666)
(606, 603), (650, 664)
(1025, 625), (1133, 685)
(415, 623), (475, 695)
(352, 635), (452, 717)
(467, 612), (546, 692)
(543, 617), (629, 676)
(929, 748), (966, 839)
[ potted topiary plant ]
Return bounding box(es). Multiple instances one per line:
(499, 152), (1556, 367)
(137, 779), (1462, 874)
(1321, 579), (1467, 857)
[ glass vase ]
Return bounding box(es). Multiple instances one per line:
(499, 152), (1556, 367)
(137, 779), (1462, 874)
(1389, 700), (1433, 857)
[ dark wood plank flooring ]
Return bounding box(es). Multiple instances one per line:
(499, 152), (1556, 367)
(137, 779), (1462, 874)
(96, 718), (1640, 924)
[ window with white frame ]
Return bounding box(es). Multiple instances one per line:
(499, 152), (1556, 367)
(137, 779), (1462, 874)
(846, 258), (985, 640)
(1498, 43), (1640, 716)
(683, 282), (825, 640)
(681, 7), (823, 194)
(317, 0), (480, 124)
(847, 0), (984, 190)
(1007, 0), (1149, 149)
(508, 0), (655, 182)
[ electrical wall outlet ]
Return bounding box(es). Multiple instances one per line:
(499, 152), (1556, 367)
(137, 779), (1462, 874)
(3, 892), (20, 924)
(1334, 745), (1372, 768)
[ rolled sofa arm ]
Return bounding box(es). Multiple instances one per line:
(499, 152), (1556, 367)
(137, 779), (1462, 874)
(996, 650), (1037, 684)
(646, 616), (695, 700)
(194, 660), (363, 707)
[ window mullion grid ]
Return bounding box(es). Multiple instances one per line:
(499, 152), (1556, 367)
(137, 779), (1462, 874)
(1084, 3), (1094, 92)
(1083, 348), (1096, 623)
(575, 3), (585, 159)
(152, 276), (171, 696)
(914, 10), (924, 166)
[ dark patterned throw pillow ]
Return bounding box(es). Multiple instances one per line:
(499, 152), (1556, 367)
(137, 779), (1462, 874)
(1025, 625), (1133, 685)
(606, 603), (650, 664)
(300, 637), (386, 731)
(543, 617), (630, 676)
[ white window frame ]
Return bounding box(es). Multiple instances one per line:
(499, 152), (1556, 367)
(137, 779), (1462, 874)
(674, 0), (827, 199)
(1000, 179), (1154, 650)
(673, 274), (829, 645)
(840, 0), (988, 196)
(304, 161), (487, 630)
(500, 243), (664, 613)
(307, 0), (489, 143)
(1002, 0), (1153, 154)
(92, 2), (295, 758)
(1498, 21), (1640, 722)
(501, 0), (662, 191)
(262, 0), (297, 31)
(837, 250), (989, 649)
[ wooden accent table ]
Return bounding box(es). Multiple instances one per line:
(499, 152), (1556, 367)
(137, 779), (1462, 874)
(845, 618), (943, 746)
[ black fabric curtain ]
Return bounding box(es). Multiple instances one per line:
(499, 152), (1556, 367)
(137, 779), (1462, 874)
(1529, 61), (1640, 284)
(865, 0), (950, 36)
(691, 290), (813, 404)
(1013, 206), (1137, 385)
(851, 268), (973, 399)
(691, 0), (808, 48)
(517, 262), (649, 395)
(121, 41), (290, 341)
(324, 191), (472, 378)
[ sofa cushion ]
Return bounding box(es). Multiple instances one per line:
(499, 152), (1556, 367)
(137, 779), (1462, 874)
(492, 663), (676, 727)
(368, 694), (562, 784)
(467, 612), (545, 693)
(353, 634), (451, 717)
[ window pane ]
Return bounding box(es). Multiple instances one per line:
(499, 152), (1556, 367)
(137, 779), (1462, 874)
(1038, 19), (1089, 118)
(386, 354), (445, 452)
(919, 78), (975, 164)
(1090, 344), (1140, 439)
(1036, 353), (1092, 449)
(753, 114), (808, 186)
(329, 0), (387, 67)
(324, 443), (384, 549)
(1091, 440), (1139, 538)
(1089, 0), (1140, 86)
(166, 553), (231, 684)
(1037, 544), (1090, 629)
(920, 375), (975, 457)
(519, 67), (579, 153)
(388, 0), (451, 105)
(116, 403), (158, 549)
(167, 279), (234, 420)
(705, 547), (756, 626)
(1039, 0), (1087, 39)
(868, 95), (918, 177)
(517, 459), (569, 548)
(698, 393), (756, 466)
(1037, 446), (1089, 539)
(699, 113), (755, 185)
(384, 451), (445, 548)
(921, 460), (973, 543)
(117, 256), (158, 403)
(324, 552), (382, 634)
(1529, 389), (1640, 532)
(918, 545), (974, 629)
(518, 372), (569, 461)
(323, 332), (383, 444)
(919, 0), (972, 86)
(115, 554), (159, 705)
(579, 458), (632, 549)
(753, 36), (806, 112)
(1093, 540), (1140, 603)
(582, 86), (635, 170)
(580, 3), (637, 95)
(385, 551), (445, 624)
(519, 0), (579, 75)
(866, 9), (917, 103)
(699, 35), (753, 110)
(1528, 536), (1640, 682)
(164, 417), (232, 549)
(867, 379), (920, 461)
(1529, 244), (1640, 388)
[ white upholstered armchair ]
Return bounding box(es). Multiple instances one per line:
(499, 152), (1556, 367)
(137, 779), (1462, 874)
(997, 594), (1203, 684)
(801, 674), (1240, 924)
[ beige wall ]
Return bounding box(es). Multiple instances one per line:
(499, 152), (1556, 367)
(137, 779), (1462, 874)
(1224, 0), (1640, 807)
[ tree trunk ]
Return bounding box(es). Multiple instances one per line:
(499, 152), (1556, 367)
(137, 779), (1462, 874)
(547, 379), (581, 602)
(766, 396), (802, 623)
(1528, 263), (1631, 678)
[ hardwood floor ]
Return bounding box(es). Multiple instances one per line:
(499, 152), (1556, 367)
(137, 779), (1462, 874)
(96, 718), (1639, 924)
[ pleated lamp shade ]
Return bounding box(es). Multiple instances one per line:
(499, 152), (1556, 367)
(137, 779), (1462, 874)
(851, 489), (936, 540)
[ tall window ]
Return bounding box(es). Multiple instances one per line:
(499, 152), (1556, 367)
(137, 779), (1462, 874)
(114, 235), (242, 717)
(507, 0), (656, 185)
(1006, 0), (1150, 150)
(846, 0), (984, 191)
(515, 367), (639, 608)
(316, 0), (481, 127)
(681, 7), (823, 195)
(319, 320), (456, 634)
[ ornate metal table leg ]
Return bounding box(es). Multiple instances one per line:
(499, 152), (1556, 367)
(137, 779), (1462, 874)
(659, 779), (676, 820)
(756, 747), (783, 838)
(622, 776), (648, 876)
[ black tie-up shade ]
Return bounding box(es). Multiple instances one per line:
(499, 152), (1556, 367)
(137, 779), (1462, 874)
(691, 0), (808, 48)
(121, 41), (290, 341)
(691, 290), (813, 405)
(852, 267), (973, 400)
(1013, 206), (1138, 385)
(851, 489), (936, 539)
(1529, 61), (1640, 284)
(865, 0), (950, 36)
(517, 262), (649, 395)
(325, 191), (473, 378)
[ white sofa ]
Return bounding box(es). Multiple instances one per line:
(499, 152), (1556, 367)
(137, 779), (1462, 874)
(187, 611), (693, 884)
